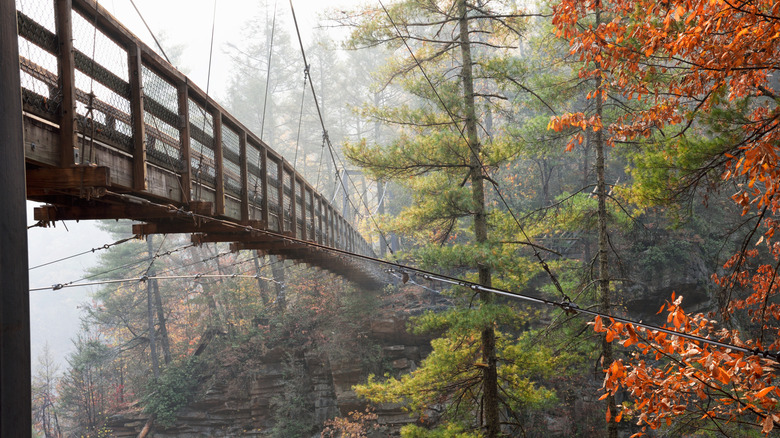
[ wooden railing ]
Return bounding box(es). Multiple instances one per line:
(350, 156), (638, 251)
(17, 0), (374, 260)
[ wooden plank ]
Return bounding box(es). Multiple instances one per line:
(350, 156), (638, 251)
(213, 110), (225, 215)
(35, 203), (175, 221)
(316, 193), (323, 244)
(177, 83), (191, 203)
(55, 0), (76, 167)
(192, 232), (281, 245)
(239, 131), (249, 222)
(289, 168), (296, 238)
(299, 179), (306, 240)
(26, 166), (110, 190)
(128, 43), (147, 191)
(230, 240), (307, 252)
(261, 146), (269, 227)
(133, 219), (264, 236)
(23, 115), (59, 166)
(277, 159), (284, 232)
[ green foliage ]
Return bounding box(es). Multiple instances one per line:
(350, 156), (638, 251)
(401, 422), (483, 438)
(269, 355), (317, 438)
(141, 357), (202, 427)
(356, 305), (567, 430)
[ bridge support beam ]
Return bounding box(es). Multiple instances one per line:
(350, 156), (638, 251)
(1, 0), (31, 434)
(55, 0), (77, 166)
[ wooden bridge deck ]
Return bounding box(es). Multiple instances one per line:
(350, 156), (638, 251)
(17, 0), (383, 288)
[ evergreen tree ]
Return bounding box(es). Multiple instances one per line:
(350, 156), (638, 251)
(340, 1), (565, 435)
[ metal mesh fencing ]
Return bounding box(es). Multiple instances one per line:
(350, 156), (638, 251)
(306, 190), (315, 239)
(296, 181), (304, 237)
(17, 0), (60, 119)
(246, 142), (263, 211)
(314, 197), (322, 242)
(143, 65), (183, 171)
(189, 98), (215, 188)
(267, 156), (280, 231)
(71, 9), (132, 155)
(222, 126), (242, 198)
(283, 169), (292, 232)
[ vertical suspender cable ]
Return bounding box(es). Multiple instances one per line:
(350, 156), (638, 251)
(260, 0), (277, 140)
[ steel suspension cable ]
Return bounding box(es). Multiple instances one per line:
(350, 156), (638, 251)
(29, 236), (137, 270)
(153, 202), (780, 362)
(288, 0), (394, 255)
(129, 0), (171, 63)
(260, 0), (278, 140)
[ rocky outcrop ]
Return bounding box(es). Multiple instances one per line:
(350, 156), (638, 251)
(107, 287), (438, 437)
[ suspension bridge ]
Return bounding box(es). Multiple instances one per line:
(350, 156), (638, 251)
(16, 0), (383, 286)
(1, 1), (384, 432)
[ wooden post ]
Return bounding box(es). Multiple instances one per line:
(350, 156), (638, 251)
(213, 110), (224, 215)
(327, 205), (333, 247)
(299, 182), (306, 240)
(289, 169), (296, 238)
(323, 203), (329, 246)
(316, 193), (323, 244)
(1, 0), (31, 434)
(55, 0), (77, 167)
(177, 83), (192, 203)
(239, 131), (249, 222)
(261, 147), (269, 227)
(128, 43), (147, 190)
(277, 160), (284, 233)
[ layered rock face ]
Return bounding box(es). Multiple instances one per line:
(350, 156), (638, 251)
(107, 289), (438, 437)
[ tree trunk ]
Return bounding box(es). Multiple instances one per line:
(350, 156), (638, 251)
(253, 251), (272, 304)
(152, 270), (171, 365)
(458, 1), (500, 436)
(594, 7), (618, 437)
(269, 254), (286, 310)
(145, 237), (160, 379)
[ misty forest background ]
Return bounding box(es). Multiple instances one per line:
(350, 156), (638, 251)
(29, 0), (780, 437)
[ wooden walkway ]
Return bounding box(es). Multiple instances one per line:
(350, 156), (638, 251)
(16, 0), (382, 287)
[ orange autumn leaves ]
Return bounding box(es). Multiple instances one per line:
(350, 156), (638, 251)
(548, 0), (780, 434)
(593, 295), (780, 435)
(549, 0), (780, 212)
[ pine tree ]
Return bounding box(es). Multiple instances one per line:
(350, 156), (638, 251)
(340, 1), (564, 435)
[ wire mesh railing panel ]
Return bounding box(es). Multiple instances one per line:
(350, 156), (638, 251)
(314, 198), (322, 243)
(267, 156), (280, 232)
(72, 10), (128, 83)
(306, 190), (315, 240)
(188, 98), (216, 189)
(283, 169), (292, 233)
(16, 0), (55, 31)
(74, 70), (133, 157)
(190, 137), (216, 187)
(295, 182), (304, 237)
(222, 126), (241, 198)
(70, 10), (133, 156)
(142, 65), (183, 170)
(246, 142), (263, 214)
(17, 1), (60, 120)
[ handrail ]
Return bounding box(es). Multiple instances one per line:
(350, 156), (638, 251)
(17, 0), (375, 259)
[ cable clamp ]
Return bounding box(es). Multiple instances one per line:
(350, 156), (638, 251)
(52, 284), (64, 291)
(195, 273), (203, 279)
(139, 275), (148, 282)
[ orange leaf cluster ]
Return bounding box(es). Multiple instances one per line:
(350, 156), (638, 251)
(551, 0), (780, 434)
(551, 0), (780, 213)
(593, 302), (780, 435)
